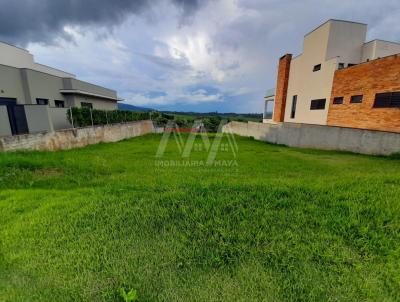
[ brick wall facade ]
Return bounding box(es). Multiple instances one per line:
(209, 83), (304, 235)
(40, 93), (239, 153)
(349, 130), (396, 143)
(327, 54), (400, 133)
(273, 54), (292, 123)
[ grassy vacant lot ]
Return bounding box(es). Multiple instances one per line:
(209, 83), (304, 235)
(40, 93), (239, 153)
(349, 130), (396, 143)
(0, 134), (399, 301)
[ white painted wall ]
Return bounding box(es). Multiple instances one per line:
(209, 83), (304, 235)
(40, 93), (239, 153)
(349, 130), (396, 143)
(361, 41), (376, 62)
(326, 21), (366, 63)
(33, 63), (75, 78)
(0, 42), (75, 78)
(0, 64), (26, 103)
(362, 40), (400, 62)
(303, 21), (331, 63)
(0, 42), (34, 69)
(74, 95), (118, 110)
(285, 21), (341, 125)
(285, 56), (338, 125)
(374, 40), (400, 58)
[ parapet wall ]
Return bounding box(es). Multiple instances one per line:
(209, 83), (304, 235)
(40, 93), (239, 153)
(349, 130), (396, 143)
(223, 121), (400, 156)
(0, 120), (154, 152)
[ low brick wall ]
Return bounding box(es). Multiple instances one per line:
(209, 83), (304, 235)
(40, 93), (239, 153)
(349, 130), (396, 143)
(0, 120), (155, 152)
(223, 121), (400, 156)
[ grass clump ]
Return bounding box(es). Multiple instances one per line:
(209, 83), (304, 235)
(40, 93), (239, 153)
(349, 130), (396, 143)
(0, 134), (399, 301)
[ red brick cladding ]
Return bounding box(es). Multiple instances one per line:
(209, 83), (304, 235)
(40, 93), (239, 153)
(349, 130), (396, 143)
(273, 54), (292, 123)
(327, 54), (400, 133)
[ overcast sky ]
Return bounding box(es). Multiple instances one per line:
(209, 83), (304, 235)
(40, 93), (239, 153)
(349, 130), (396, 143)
(0, 0), (399, 113)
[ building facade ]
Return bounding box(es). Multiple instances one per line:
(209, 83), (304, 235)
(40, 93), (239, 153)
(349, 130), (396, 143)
(0, 41), (119, 136)
(265, 19), (400, 132)
(327, 55), (400, 132)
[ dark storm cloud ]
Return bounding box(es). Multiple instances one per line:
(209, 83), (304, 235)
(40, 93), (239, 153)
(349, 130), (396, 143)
(0, 0), (202, 45)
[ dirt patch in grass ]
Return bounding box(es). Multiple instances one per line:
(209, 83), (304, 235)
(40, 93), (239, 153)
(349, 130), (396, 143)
(33, 168), (63, 177)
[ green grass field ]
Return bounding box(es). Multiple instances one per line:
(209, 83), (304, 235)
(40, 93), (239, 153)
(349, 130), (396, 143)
(0, 134), (399, 301)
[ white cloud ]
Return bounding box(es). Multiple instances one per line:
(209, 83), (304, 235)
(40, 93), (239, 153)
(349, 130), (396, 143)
(26, 0), (400, 112)
(123, 91), (223, 106)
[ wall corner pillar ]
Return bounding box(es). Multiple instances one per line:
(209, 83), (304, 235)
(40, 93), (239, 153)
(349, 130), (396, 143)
(273, 54), (292, 123)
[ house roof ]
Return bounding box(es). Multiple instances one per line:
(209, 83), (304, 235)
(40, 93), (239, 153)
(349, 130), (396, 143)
(304, 19), (367, 37)
(60, 89), (119, 102)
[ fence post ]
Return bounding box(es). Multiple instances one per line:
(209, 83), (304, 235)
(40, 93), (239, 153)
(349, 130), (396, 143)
(69, 108), (75, 128)
(90, 108), (94, 127)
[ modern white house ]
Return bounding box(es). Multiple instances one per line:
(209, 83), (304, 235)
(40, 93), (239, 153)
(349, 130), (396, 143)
(0, 41), (119, 136)
(264, 20), (400, 132)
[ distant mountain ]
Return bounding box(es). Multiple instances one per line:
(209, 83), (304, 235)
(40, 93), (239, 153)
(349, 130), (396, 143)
(118, 103), (153, 112)
(161, 110), (262, 119)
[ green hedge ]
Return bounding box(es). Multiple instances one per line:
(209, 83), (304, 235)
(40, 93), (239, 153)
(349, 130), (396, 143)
(67, 108), (151, 128)
(65, 108), (225, 132)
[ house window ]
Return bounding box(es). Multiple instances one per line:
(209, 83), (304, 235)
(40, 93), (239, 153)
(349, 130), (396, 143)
(350, 95), (363, 103)
(338, 63), (345, 70)
(54, 100), (65, 108)
(290, 95), (297, 118)
(81, 102), (93, 109)
(373, 92), (400, 108)
(36, 98), (49, 105)
(310, 99), (326, 110)
(313, 64), (321, 72)
(333, 97), (344, 104)
(347, 63), (356, 67)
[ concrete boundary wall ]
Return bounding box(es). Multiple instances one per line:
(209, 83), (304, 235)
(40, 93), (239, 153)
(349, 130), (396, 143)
(24, 105), (54, 133)
(49, 107), (72, 131)
(0, 120), (154, 152)
(223, 121), (400, 156)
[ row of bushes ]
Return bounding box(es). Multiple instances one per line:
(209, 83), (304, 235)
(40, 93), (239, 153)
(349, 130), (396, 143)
(66, 108), (226, 132)
(151, 112), (226, 132)
(67, 108), (151, 127)
(150, 112), (225, 132)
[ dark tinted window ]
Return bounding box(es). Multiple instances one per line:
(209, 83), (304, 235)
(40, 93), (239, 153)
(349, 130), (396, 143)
(374, 92), (400, 108)
(290, 95), (297, 119)
(81, 102), (93, 109)
(313, 64), (321, 72)
(350, 95), (363, 103)
(310, 99), (326, 110)
(55, 100), (65, 108)
(338, 63), (345, 70)
(333, 97), (344, 104)
(36, 98), (49, 105)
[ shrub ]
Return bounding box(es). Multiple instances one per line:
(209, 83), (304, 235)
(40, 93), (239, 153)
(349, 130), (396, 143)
(202, 116), (222, 133)
(150, 112), (175, 127)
